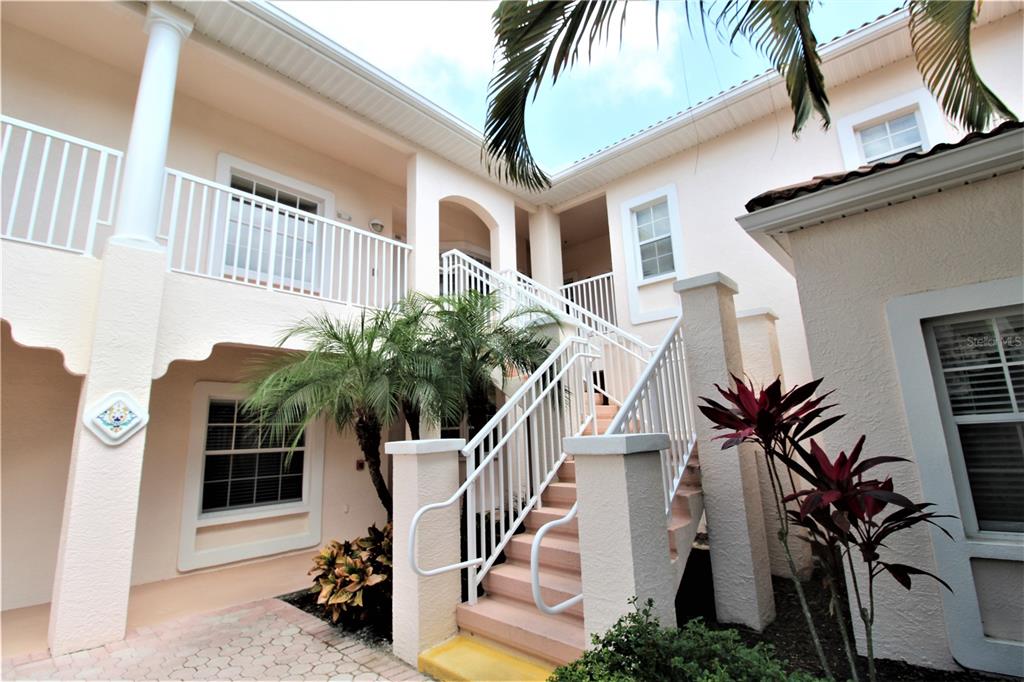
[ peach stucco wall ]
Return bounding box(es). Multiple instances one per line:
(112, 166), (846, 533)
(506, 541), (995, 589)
(786, 171), (1024, 669)
(1, 325), (80, 610)
(598, 11), (1023, 382)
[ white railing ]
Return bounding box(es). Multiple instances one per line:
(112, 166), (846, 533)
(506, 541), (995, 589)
(158, 168), (411, 309)
(407, 336), (598, 601)
(561, 272), (617, 326)
(531, 501), (582, 615)
(441, 250), (653, 407)
(1, 116), (123, 256)
(606, 315), (698, 515)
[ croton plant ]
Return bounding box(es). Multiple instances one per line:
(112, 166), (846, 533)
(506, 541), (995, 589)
(310, 523), (393, 624)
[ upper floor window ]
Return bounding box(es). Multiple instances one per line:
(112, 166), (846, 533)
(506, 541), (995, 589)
(201, 398), (306, 513)
(633, 199), (674, 279)
(927, 308), (1024, 533)
(857, 111), (923, 163)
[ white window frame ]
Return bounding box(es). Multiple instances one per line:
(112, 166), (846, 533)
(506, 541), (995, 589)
(856, 111), (925, 164)
(178, 381), (325, 571)
(214, 154), (336, 289)
(887, 277), (1024, 676)
(836, 89), (948, 170)
(619, 184), (685, 325)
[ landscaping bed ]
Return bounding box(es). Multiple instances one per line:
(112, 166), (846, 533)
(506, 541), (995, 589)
(279, 587), (391, 647)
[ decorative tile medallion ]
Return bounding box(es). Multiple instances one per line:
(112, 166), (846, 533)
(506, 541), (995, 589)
(84, 391), (149, 445)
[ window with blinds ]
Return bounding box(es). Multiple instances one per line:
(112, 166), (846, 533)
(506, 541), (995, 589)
(927, 309), (1024, 533)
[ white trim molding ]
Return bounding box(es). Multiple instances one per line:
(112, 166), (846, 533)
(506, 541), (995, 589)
(215, 152), (337, 219)
(887, 277), (1024, 677)
(836, 89), (948, 169)
(177, 381), (325, 571)
(619, 184), (685, 325)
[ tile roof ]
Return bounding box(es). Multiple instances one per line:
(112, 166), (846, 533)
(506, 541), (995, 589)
(744, 120), (1024, 212)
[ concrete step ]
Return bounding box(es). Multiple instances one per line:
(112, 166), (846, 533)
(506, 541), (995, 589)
(419, 634), (553, 681)
(483, 561), (584, 618)
(524, 505), (578, 535)
(556, 459), (575, 482)
(507, 531), (581, 572)
(456, 596), (585, 666)
(595, 404), (618, 418)
(541, 481), (577, 506)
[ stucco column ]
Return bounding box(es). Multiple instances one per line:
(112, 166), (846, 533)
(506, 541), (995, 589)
(675, 273), (775, 630)
(528, 205), (564, 290)
(111, 3), (192, 247)
(737, 308), (813, 579)
(386, 438), (465, 665)
(565, 433), (677, 640)
(406, 155), (441, 295)
(48, 244), (168, 654)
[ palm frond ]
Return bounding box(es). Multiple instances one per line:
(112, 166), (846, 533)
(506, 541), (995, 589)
(908, 0), (1017, 131)
(718, 0), (829, 133)
(485, 1), (628, 191)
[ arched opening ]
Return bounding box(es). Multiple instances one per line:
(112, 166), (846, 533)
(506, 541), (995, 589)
(439, 196), (496, 267)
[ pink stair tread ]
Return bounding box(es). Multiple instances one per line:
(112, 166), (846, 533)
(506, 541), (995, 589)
(456, 596), (585, 666)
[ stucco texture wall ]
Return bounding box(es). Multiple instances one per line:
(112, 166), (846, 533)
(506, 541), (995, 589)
(1, 324), (81, 610)
(786, 171), (1024, 669)
(132, 344), (388, 585)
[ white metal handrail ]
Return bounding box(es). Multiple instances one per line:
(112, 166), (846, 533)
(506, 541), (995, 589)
(606, 315), (698, 515)
(560, 272), (617, 327)
(531, 501), (583, 614)
(408, 336), (598, 602)
(1, 116), (123, 256)
(159, 168), (411, 310)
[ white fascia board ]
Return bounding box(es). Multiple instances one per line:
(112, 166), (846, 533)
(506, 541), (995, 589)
(737, 129), (1024, 241)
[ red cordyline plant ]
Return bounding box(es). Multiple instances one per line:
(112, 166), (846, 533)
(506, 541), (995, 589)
(700, 376), (954, 682)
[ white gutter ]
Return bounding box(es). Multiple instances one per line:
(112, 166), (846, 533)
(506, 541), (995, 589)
(736, 128), (1024, 271)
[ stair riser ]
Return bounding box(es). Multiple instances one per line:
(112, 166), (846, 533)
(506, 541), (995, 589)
(542, 485), (577, 506)
(483, 573), (584, 618)
(456, 606), (583, 666)
(556, 461), (575, 482)
(507, 541), (581, 572)
(525, 510), (579, 535)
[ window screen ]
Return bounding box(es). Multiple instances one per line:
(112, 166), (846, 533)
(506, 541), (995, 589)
(634, 200), (674, 279)
(929, 310), (1024, 532)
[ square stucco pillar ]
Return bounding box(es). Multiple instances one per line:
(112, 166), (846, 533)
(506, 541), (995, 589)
(406, 155), (441, 296)
(675, 273), (775, 630)
(48, 243), (168, 655)
(565, 433), (677, 640)
(528, 205), (564, 291)
(737, 308), (813, 579)
(386, 438), (465, 666)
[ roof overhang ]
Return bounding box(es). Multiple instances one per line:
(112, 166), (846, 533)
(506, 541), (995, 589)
(737, 126), (1024, 274)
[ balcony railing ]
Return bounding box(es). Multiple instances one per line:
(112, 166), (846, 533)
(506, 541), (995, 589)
(560, 272), (617, 326)
(1, 116), (411, 311)
(1, 116), (122, 256)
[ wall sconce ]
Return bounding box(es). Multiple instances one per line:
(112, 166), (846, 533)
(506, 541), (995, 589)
(369, 218), (385, 234)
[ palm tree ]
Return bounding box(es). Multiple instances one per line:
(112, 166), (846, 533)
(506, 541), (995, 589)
(429, 290), (556, 436)
(484, 0), (1019, 191)
(244, 309), (451, 519)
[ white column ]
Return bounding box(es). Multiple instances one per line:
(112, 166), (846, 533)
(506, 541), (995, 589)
(565, 433), (677, 640)
(386, 438), (465, 665)
(675, 272), (775, 630)
(111, 3), (192, 247)
(529, 205), (564, 290)
(406, 155), (441, 295)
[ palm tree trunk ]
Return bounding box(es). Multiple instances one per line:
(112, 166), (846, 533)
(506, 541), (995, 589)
(355, 416), (392, 519)
(402, 402), (421, 440)
(467, 388), (492, 436)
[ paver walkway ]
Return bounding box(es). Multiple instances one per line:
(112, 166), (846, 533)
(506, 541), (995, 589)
(2, 599), (427, 681)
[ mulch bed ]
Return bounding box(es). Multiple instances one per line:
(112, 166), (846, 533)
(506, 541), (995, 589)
(679, 548), (1012, 681)
(278, 588), (391, 647)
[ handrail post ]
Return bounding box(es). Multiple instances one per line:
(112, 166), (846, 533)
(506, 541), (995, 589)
(386, 438), (465, 666)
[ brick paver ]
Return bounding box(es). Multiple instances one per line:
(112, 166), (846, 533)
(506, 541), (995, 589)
(2, 599), (428, 681)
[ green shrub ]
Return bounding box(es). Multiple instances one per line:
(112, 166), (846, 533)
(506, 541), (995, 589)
(550, 600), (821, 682)
(309, 523), (392, 625)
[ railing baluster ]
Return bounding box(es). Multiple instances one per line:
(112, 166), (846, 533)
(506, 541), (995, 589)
(46, 141), (70, 245)
(83, 152), (109, 257)
(65, 149), (88, 250)
(6, 129), (33, 237)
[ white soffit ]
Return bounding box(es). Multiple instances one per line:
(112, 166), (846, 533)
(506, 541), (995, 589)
(169, 1), (1021, 206)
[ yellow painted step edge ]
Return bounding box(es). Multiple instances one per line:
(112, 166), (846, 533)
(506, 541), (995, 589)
(419, 635), (554, 682)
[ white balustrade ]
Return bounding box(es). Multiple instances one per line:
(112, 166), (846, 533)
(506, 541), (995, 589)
(561, 272), (617, 326)
(1, 116), (122, 256)
(158, 168), (411, 309)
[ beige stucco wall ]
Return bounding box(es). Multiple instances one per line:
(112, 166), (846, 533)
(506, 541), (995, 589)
(598, 11), (1023, 381)
(0, 325), (80, 610)
(786, 170), (1024, 668)
(563, 234), (613, 282)
(133, 344), (389, 586)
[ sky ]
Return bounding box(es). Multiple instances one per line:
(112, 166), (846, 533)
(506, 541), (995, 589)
(275, 1), (901, 172)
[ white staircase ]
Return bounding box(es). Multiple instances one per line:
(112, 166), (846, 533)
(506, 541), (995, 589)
(410, 251), (703, 667)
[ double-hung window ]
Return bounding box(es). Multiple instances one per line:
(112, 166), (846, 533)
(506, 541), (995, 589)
(857, 111), (923, 164)
(200, 398), (306, 513)
(224, 173), (320, 289)
(926, 308), (1024, 533)
(633, 199), (674, 280)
